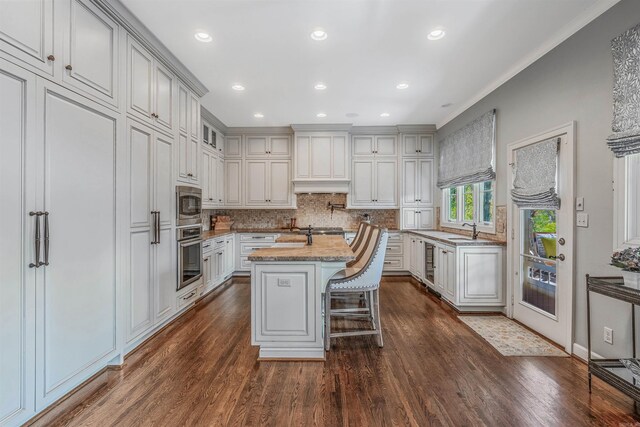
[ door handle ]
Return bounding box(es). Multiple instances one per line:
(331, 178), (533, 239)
(557, 254), (565, 261)
(151, 211), (158, 244)
(43, 212), (50, 266)
(156, 211), (161, 244)
(29, 211), (43, 268)
(558, 238), (565, 246)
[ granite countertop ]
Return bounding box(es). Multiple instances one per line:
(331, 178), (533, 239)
(202, 229), (235, 240)
(403, 230), (506, 246)
(248, 235), (356, 262)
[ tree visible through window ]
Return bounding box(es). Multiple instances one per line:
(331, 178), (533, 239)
(443, 180), (495, 229)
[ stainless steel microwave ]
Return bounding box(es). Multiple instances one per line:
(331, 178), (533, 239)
(176, 186), (202, 226)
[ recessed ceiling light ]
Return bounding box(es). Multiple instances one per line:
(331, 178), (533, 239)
(310, 28), (328, 41)
(232, 84), (245, 91)
(314, 82), (327, 90)
(380, 112), (390, 118)
(427, 28), (446, 41)
(194, 31), (212, 43)
(317, 112), (327, 118)
(396, 82), (409, 90)
(253, 113), (264, 118)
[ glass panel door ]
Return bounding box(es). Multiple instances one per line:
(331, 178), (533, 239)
(520, 209), (557, 317)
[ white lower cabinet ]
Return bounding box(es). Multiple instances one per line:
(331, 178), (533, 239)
(383, 232), (404, 272)
(1, 65), (119, 426)
(237, 233), (279, 272)
(203, 234), (236, 295)
(126, 118), (176, 346)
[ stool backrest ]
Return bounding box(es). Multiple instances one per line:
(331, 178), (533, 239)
(331, 227), (388, 289)
(347, 223), (373, 267)
(350, 222), (367, 248)
(350, 226), (380, 270)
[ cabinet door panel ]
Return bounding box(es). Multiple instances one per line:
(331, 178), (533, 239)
(375, 160), (397, 205)
(444, 249), (456, 300)
(419, 135), (434, 156)
(217, 157), (224, 204)
(225, 160), (242, 206)
(0, 0), (54, 75)
(0, 65), (36, 425)
(178, 85), (188, 133)
(128, 230), (152, 341)
(375, 136), (396, 156)
(332, 136), (347, 178)
(128, 40), (153, 120)
(154, 63), (173, 131)
(402, 209), (418, 229)
(246, 161), (267, 205)
(402, 159), (417, 205)
(129, 122), (152, 228)
(352, 136), (374, 156)
(351, 160), (373, 205)
(310, 136), (331, 178)
(246, 136), (268, 157)
(64, 0), (118, 104)
(39, 89), (116, 404)
(155, 227), (175, 321)
(403, 135), (418, 156)
(295, 136), (310, 178)
(154, 133), (173, 227)
(202, 151), (211, 205)
(269, 161), (291, 205)
(225, 136), (241, 158)
(178, 133), (188, 180)
(269, 136), (290, 157)
(417, 209), (434, 229)
(189, 94), (199, 140)
(189, 137), (199, 182)
(418, 159), (433, 205)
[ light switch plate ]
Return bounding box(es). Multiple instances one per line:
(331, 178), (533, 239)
(576, 197), (584, 211)
(577, 213), (589, 227)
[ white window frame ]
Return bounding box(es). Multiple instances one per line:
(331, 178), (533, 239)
(613, 154), (640, 249)
(441, 180), (496, 234)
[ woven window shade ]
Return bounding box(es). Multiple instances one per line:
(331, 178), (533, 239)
(607, 23), (640, 157)
(511, 137), (560, 209)
(437, 110), (496, 189)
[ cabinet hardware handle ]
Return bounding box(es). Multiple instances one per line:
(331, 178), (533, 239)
(150, 211), (156, 244)
(557, 254), (566, 261)
(156, 211), (161, 244)
(43, 212), (50, 265)
(183, 291), (196, 300)
(47, 54), (55, 61)
(384, 261), (392, 264)
(29, 211), (43, 268)
(65, 64), (72, 70)
(442, 250), (447, 254)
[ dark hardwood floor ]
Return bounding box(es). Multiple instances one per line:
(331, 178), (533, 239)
(45, 278), (640, 426)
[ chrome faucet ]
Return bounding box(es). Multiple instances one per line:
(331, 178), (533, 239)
(462, 222), (479, 240)
(306, 225), (313, 245)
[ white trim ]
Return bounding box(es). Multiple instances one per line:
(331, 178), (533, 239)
(613, 155), (640, 249)
(572, 343), (603, 362)
(506, 122), (576, 354)
(436, 0), (622, 129)
(440, 181), (497, 234)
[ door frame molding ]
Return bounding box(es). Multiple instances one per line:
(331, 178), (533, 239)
(506, 121), (576, 354)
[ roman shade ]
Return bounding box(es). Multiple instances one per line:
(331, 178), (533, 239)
(511, 137), (560, 209)
(437, 110), (496, 189)
(607, 23), (640, 157)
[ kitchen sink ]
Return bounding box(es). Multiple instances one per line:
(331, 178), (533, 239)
(271, 242), (306, 248)
(448, 237), (473, 241)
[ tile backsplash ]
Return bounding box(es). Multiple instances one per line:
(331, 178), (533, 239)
(204, 194), (398, 230)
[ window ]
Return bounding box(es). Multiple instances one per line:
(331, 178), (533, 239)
(442, 180), (495, 231)
(614, 154), (640, 248)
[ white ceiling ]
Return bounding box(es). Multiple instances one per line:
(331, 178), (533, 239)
(121, 0), (617, 128)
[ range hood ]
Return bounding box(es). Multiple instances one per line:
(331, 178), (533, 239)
(292, 179), (350, 194)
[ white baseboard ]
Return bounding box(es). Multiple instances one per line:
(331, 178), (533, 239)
(572, 343), (604, 361)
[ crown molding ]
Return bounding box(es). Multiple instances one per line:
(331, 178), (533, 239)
(396, 124), (437, 134)
(350, 126), (400, 135)
(201, 106), (228, 135)
(91, 0), (208, 97)
(291, 123), (353, 132)
(225, 126), (294, 136)
(436, 0), (622, 129)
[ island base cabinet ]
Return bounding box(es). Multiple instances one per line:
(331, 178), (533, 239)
(252, 263), (327, 359)
(456, 246), (504, 306)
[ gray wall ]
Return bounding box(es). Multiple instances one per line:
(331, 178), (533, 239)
(436, 0), (640, 357)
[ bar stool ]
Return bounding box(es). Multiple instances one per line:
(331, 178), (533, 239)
(325, 226), (388, 350)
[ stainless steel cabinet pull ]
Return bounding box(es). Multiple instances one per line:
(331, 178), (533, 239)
(156, 211), (161, 244)
(183, 291), (196, 300)
(65, 64), (72, 71)
(43, 212), (50, 265)
(47, 54), (55, 61)
(29, 211), (43, 268)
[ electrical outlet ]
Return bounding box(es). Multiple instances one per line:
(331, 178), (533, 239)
(577, 213), (589, 228)
(576, 197), (584, 211)
(604, 327), (613, 345)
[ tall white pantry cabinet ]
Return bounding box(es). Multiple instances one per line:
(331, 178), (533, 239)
(0, 0), (206, 425)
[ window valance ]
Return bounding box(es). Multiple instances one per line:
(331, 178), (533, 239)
(511, 137), (560, 209)
(437, 110), (496, 189)
(607, 23), (640, 157)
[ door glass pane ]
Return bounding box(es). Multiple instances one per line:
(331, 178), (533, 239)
(480, 181), (494, 224)
(520, 209), (557, 316)
(463, 184), (474, 221)
(448, 187), (457, 221)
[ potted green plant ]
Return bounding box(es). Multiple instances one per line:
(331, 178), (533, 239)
(611, 247), (640, 287)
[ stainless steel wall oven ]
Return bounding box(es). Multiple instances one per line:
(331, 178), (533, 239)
(177, 225), (203, 290)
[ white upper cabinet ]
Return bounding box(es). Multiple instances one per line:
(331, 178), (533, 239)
(402, 158), (434, 206)
(224, 159), (242, 206)
(127, 36), (175, 132)
(217, 156), (224, 205)
(401, 208), (434, 230)
(402, 134), (434, 157)
(294, 132), (349, 181)
(349, 158), (397, 208)
(245, 160), (292, 207)
(352, 135), (397, 157)
(202, 150), (213, 206)
(225, 136), (242, 158)
(0, 0), (55, 76)
(178, 85), (188, 134)
(246, 135), (291, 158)
(62, 0), (119, 107)
(176, 82), (199, 184)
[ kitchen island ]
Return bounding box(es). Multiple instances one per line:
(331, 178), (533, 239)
(249, 235), (355, 360)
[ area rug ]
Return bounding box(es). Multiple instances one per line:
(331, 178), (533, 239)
(458, 315), (568, 357)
